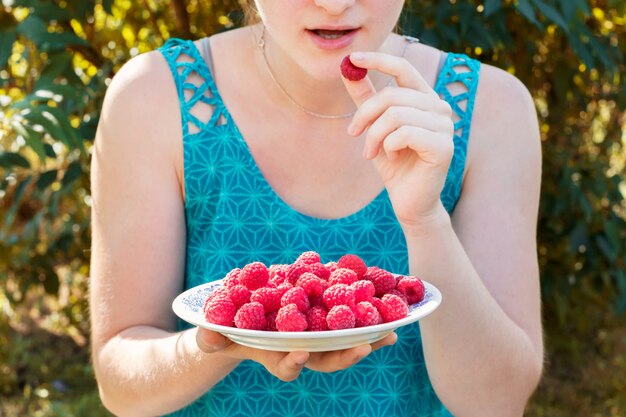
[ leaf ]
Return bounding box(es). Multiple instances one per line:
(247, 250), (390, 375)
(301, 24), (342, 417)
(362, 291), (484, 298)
(534, 0), (569, 31)
(484, 0), (503, 17)
(61, 161), (82, 188)
(11, 121), (47, 163)
(0, 28), (17, 70)
(36, 169), (58, 190)
(0, 152), (30, 169)
(21, 107), (73, 149)
(516, 0), (542, 28)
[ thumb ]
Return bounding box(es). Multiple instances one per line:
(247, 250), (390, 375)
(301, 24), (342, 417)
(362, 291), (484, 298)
(341, 55), (377, 108)
(196, 327), (232, 353)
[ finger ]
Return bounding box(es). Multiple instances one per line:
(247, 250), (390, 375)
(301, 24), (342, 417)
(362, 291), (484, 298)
(349, 87), (447, 137)
(364, 106), (453, 160)
(349, 52), (435, 94)
(341, 68), (377, 108)
(382, 126), (454, 163)
(242, 348), (309, 382)
(307, 344), (372, 373)
(196, 328), (233, 353)
(370, 332), (398, 351)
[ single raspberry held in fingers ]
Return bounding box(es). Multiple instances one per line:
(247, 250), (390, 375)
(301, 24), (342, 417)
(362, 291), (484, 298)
(365, 266), (396, 297)
(228, 285), (252, 309)
(251, 287), (282, 313)
(340, 55), (368, 81)
(329, 268), (358, 286)
(323, 284), (356, 310)
(380, 294), (409, 323)
(355, 301), (383, 327)
(397, 276), (426, 304)
(296, 251), (321, 265)
(350, 280), (376, 303)
(240, 262), (269, 290)
(327, 305), (356, 330)
(204, 295), (236, 327)
(338, 254), (368, 279)
(306, 306), (329, 331)
(234, 302), (267, 330)
(281, 286), (310, 312)
(276, 303), (308, 332)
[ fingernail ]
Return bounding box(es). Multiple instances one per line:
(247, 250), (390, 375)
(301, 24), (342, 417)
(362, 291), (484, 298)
(347, 123), (358, 136)
(351, 52), (365, 61)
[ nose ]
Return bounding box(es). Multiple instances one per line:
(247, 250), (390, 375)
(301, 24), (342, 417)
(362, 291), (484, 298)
(314, 0), (355, 15)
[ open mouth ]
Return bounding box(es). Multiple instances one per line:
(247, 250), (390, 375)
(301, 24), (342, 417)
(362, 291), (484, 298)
(309, 29), (356, 40)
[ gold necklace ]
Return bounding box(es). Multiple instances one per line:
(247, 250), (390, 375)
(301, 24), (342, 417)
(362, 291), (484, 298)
(257, 27), (417, 120)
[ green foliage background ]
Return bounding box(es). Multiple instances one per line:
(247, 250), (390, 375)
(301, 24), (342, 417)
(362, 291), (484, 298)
(1, 0), (625, 415)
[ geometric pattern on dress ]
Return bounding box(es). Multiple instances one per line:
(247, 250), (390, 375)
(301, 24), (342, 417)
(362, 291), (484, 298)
(158, 38), (480, 417)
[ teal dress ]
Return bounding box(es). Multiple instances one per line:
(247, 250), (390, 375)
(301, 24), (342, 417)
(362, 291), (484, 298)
(158, 37), (480, 417)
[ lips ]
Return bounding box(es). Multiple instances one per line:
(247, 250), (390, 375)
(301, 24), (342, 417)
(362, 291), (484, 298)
(305, 27), (360, 49)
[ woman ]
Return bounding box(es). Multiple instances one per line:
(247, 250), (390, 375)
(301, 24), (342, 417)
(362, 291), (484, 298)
(90, 0), (544, 416)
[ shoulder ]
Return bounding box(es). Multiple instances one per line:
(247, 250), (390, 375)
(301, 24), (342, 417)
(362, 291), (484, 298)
(468, 62), (541, 172)
(97, 47), (182, 163)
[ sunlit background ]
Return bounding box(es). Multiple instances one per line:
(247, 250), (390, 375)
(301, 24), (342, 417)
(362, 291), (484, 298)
(1, 0), (625, 415)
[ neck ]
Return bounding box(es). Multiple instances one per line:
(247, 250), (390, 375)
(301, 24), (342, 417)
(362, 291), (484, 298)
(257, 28), (400, 119)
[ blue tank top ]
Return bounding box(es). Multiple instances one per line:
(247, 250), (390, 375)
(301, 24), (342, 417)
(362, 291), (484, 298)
(158, 37), (480, 417)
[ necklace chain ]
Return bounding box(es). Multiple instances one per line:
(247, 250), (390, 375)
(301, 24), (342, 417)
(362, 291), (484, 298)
(258, 27), (418, 120)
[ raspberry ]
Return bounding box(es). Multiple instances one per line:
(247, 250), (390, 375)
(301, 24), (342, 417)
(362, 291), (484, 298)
(387, 289), (408, 305)
(276, 282), (293, 298)
(228, 285), (251, 309)
(329, 268), (358, 286)
(204, 295), (236, 327)
(355, 301), (383, 327)
(340, 55), (368, 81)
(325, 261), (338, 274)
(337, 254), (368, 279)
(222, 268), (241, 288)
(379, 294), (409, 323)
(265, 311), (278, 331)
(296, 272), (325, 298)
(234, 302), (267, 330)
(250, 287), (282, 313)
(309, 294), (325, 308)
(323, 284), (356, 310)
(204, 286), (229, 308)
(296, 251), (321, 265)
(350, 280), (376, 303)
(365, 266), (396, 297)
(281, 286), (310, 313)
(287, 262), (312, 285)
(309, 262), (331, 280)
(276, 304), (308, 332)
(240, 262), (269, 290)
(269, 264), (289, 286)
(306, 306), (329, 331)
(397, 276), (426, 304)
(327, 305), (356, 330)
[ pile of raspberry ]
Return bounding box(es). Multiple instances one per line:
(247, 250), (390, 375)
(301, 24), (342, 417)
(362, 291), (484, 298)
(203, 252), (425, 332)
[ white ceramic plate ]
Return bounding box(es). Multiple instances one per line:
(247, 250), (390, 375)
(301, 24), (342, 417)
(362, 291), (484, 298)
(172, 278), (441, 352)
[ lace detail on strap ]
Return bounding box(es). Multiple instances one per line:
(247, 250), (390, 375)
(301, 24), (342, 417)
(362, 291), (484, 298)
(435, 53), (481, 213)
(158, 38), (228, 137)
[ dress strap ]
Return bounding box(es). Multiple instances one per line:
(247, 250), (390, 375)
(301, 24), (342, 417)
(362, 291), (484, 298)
(434, 53), (481, 213)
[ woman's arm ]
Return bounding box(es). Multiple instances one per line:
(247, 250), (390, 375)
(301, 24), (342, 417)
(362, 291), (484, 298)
(90, 50), (395, 417)
(405, 66), (543, 416)
(342, 55), (543, 416)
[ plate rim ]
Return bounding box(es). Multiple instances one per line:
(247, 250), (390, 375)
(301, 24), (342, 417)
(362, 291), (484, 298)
(172, 278), (442, 339)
